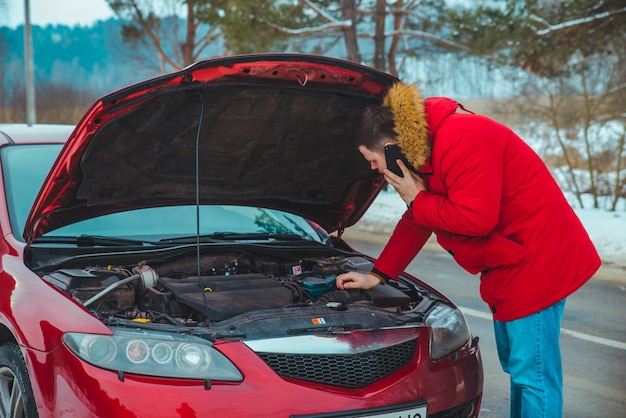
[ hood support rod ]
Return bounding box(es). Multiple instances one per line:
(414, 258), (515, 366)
(194, 93), (210, 319)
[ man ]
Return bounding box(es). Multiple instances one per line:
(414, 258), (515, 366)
(336, 82), (600, 418)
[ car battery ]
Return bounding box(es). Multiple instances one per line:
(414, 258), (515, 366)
(300, 275), (337, 300)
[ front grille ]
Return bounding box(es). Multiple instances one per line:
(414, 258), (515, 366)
(257, 338), (417, 388)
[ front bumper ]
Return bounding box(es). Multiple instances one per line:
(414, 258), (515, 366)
(27, 327), (482, 417)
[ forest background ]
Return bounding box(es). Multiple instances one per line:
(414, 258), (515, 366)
(1, 0), (625, 213)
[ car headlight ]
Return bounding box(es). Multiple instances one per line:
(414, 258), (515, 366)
(63, 328), (242, 381)
(425, 304), (471, 359)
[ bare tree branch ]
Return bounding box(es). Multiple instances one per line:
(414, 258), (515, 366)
(387, 29), (470, 51)
(262, 19), (352, 35)
(530, 7), (626, 36)
(301, 0), (340, 24)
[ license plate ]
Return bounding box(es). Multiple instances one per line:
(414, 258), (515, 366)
(354, 403), (427, 418)
(291, 401), (427, 418)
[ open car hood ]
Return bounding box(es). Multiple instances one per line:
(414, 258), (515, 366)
(25, 54), (397, 241)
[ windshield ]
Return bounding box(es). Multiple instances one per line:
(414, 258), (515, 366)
(2, 144), (323, 243)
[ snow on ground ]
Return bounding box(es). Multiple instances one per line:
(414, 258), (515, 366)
(352, 188), (626, 275)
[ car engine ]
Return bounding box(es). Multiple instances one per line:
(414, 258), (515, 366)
(41, 248), (431, 336)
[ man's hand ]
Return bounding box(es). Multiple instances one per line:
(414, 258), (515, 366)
(336, 272), (381, 290)
(384, 159), (425, 206)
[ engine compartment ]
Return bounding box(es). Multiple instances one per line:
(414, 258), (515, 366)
(39, 245), (437, 338)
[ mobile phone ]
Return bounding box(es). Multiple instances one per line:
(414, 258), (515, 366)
(384, 144), (411, 177)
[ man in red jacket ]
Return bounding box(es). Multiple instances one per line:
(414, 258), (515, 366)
(336, 82), (600, 418)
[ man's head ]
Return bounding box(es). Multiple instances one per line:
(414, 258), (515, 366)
(354, 105), (397, 173)
(355, 82), (430, 173)
(355, 104), (397, 154)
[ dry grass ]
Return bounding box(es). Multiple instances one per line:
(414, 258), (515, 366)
(457, 98), (527, 126)
(0, 106), (88, 125)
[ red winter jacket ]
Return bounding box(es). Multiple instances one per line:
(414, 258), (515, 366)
(373, 97), (601, 321)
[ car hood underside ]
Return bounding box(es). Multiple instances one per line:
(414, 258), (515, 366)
(25, 55), (397, 239)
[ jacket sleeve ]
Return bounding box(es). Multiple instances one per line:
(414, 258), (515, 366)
(412, 128), (504, 236)
(373, 120), (506, 280)
(372, 209), (432, 280)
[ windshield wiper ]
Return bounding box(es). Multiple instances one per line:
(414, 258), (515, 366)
(33, 235), (154, 247)
(160, 232), (310, 243)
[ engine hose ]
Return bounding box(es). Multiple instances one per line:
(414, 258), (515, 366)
(314, 290), (352, 306)
(83, 274), (140, 307)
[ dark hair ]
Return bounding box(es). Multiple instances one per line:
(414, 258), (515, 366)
(355, 104), (397, 153)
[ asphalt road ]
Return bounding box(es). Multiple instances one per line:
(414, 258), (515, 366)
(345, 238), (626, 418)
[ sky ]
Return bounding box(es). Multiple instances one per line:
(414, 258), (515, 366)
(357, 189), (626, 280)
(3, 0), (114, 28)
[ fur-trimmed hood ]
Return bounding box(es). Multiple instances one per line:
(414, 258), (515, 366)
(383, 82), (430, 170)
(383, 82), (459, 170)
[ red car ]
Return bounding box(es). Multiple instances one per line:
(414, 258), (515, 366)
(0, 54), (482, 417)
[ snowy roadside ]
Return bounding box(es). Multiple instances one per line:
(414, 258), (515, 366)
(343, 189), (626, 283)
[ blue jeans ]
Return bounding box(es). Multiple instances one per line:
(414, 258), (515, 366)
(493, 299), (566, 418)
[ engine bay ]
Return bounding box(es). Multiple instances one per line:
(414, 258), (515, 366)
(38, 245), (438, 339)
